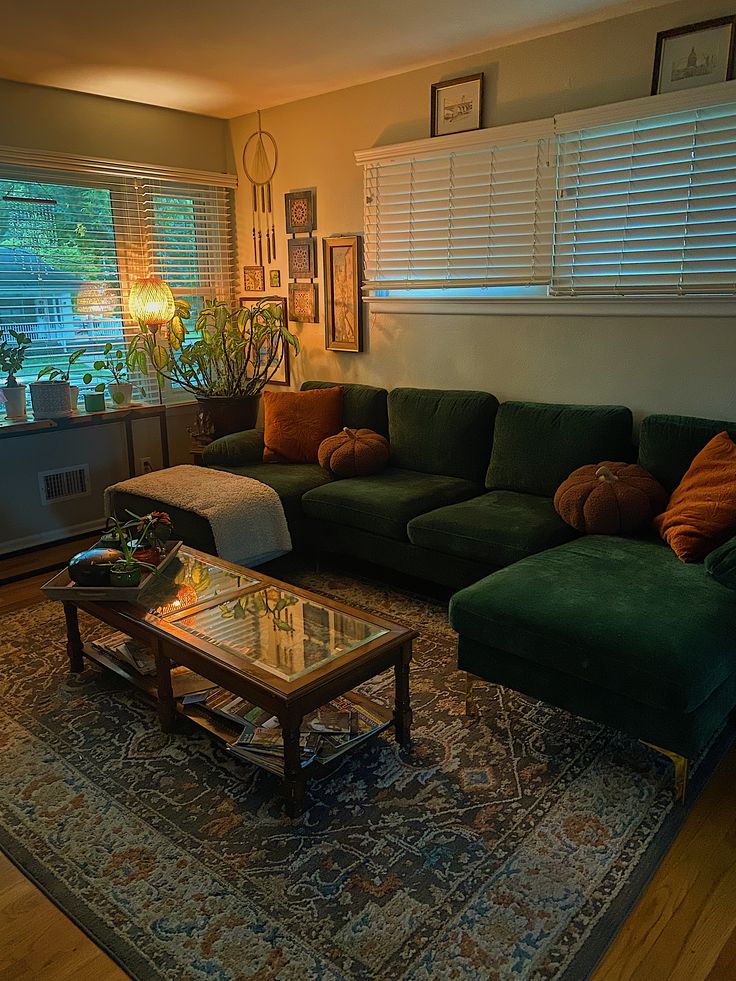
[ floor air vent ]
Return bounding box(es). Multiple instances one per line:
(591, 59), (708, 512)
(39, 464), (91, 504)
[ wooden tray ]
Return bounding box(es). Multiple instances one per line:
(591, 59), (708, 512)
(41, 540), (183, 602)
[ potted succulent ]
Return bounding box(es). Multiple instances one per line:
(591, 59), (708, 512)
(0, 329), (32, 420)
(31, 348), (86, 419)
(84, 342), (133, 406)
(127, 298), (300, 437)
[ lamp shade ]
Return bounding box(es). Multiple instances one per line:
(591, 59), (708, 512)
(75, 281), (116, 319)
(128, 277), (175, 328)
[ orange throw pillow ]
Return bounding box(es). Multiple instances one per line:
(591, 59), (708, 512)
(654, 431), (736, 562)
(263, 387), (343, 464)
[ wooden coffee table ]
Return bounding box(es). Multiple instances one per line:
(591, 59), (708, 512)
(44, 547), (416, 817)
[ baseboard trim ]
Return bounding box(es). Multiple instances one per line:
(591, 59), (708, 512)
(0, 519), (106, 559)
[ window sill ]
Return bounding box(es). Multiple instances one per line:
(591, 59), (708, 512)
(365, 297), (736, 318)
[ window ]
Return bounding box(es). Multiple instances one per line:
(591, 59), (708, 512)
(359, 120), (555, 294)
(357, 81), (736, 302)
(0, 149), (237, 398)
(552, 99), (736, 295)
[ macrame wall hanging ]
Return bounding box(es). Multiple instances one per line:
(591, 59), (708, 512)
(242, 111), (278, 266)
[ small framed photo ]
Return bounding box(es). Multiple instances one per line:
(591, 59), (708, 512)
(240, 295), (290, 385)
(431, 73), (483, 138)
(288, 282), (319, 324)
(288, 237), (317, 279)
(652, 16), (736, 94)
(269, 269), (281, 288)
(243, 265), (265, 292)
(323, 234), (363, 353)
(285, 189), (316, 234)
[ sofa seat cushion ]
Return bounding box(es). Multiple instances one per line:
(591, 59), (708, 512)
(211, 463), (333, 520)
(407, 491), (577, 568)
(301, 468), (481, 541)
(449, 535), (736, 715)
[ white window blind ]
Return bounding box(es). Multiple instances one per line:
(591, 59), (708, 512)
(0, 148), (237, 393)
(552, 94), (736, 295)
(360, 122), (555, 292)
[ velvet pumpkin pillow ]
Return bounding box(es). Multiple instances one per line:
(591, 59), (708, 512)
(318, 428), (390, 478)
(263, 386), (343, 464)
(653, 431), (736, 562)
(554, 462), (667, 535)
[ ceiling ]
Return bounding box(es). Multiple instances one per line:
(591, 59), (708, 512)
(0, 0), (675, 118)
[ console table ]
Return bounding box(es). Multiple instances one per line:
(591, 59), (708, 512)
(0, 403), (172, 478)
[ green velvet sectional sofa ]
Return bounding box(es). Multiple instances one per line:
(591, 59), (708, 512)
(119, 379), (735, 786)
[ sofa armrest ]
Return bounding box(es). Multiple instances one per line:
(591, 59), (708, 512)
(202, 428), (265, 467)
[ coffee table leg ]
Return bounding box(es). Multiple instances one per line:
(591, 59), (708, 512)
(282, 716), (306, 818)
(155, 648), (177, 733)
(394, 641), (413, 747)
(63, 602), (84, 673)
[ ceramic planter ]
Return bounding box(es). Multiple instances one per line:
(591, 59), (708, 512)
(195, 395), (259, 438)
(108, 382), (133, 407)
(110, 564), (142, 587)
(29, 380), (72, 419)
(1, 383), (27, 420)
(83, 391), (106, 412)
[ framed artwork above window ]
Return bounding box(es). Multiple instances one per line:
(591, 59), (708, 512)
(652, 16), (736, 94)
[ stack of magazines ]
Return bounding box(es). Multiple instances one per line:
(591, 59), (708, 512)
(182, 688), (388, 774)
(85, 631), (216, 697)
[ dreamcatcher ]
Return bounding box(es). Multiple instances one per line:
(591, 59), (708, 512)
(242, 111), (278, 265)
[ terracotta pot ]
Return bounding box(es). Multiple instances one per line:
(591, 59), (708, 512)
(133, 546), (163, 566)
(196, 395), (259, 439)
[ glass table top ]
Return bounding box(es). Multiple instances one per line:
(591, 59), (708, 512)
(137, 548), (258, 618)
(176, 585), (389, 682)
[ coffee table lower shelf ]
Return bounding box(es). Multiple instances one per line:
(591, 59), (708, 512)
(82, 643), (394, 787)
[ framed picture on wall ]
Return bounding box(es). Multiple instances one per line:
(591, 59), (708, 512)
(430, 73), (484, 137)
(323, 234), (363, 352)
(240, 295), (290, 385)
(288, 236), (317, 279)
(285, 189), (316, 233)
(652, 16), (736, 94)
(243, 265), (265, 292)
(288, 282), (319, 324)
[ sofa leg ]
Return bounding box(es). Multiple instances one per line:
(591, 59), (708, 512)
(643, 741), (689, 803)
(464, 671), (479, 718)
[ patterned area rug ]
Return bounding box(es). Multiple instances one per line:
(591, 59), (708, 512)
(0, 565), (716, 980)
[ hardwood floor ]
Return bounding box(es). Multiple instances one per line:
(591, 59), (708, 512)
(0, 545), (735, 980)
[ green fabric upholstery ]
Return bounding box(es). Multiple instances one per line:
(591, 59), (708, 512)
(387, 387), (498, 482)
(705, 536), (736, 591)
(457, 635), (736, 760)
(211, 463), (332, 521)
(301, 519), (489, 589)
(301, 467), (481, 541)
(202, 428), (264, 467)
(450, 535), (736, 716)
(486, 401), (634, 497)
(638, 413), (736, 494)
(407, 490), (577, 567)
(301, 380), (389, 436)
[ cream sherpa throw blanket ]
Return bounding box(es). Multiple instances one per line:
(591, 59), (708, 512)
(104, 465), (291, 567)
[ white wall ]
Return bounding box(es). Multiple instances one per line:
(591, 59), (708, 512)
(228, 0), (736, 425)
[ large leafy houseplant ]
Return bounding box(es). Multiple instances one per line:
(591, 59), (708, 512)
(127, 298), (300, 436)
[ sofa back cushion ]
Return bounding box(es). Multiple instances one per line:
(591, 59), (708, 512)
(301, 380), (388, 436)
(388, 387), (499, 482)
(487, 401), (634, 497)
(638, 413), (736, 494)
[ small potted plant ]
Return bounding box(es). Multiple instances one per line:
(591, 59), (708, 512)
(105, 515), (163, 587)
(0, 329), (32, 420)
(128, 510), (172, 564)
(31, 348), (86, 419)
(84, 342), (133, 406)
